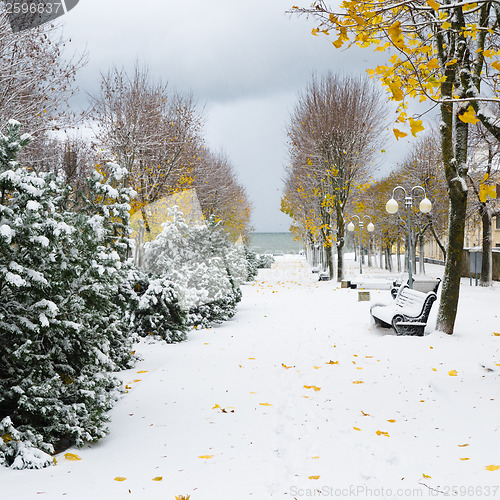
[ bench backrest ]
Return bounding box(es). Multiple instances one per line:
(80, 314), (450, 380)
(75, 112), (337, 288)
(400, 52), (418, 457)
(394, 286), (436, 317)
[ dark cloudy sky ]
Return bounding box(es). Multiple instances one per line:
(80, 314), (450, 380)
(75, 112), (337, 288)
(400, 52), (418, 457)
(61, 0), (415, 231)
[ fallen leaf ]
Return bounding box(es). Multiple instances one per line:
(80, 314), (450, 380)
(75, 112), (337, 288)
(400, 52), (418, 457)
(458, 444), (469, 447)
(248, 357), (256, 360)
(353, 427), (361, 431)
(493, 333), (500, 337)
(304, 385), (321, 392)
(422, 473), (432, 479)
(152, 476), (163, 481)
(114, 477), (127, 481)
(387, 419), (396, 423)
(309, 475), (320, 480)
(64, 453), (81, 461)
(485, 465), (500, 471)
(198, 455), (214, 459)
(133, 379), (141, 383)
(312, 456), (319, 459)
(352, 381), (364, 384)
(460, 458), (470, 461)
(313, 366), (321, 370)
(260, 403), (272, 406)
(361, 410), (370, 416)
(376, 430), (389, 437)
(326, 361), (338, 365)
(137, 370), (148, 374)
(282, 363), (293, 369)
(448, 370), (457, 376)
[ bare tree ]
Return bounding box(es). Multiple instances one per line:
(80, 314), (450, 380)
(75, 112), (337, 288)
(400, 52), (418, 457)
(89, 63), (204, 232)
(284, 72), (387, 280)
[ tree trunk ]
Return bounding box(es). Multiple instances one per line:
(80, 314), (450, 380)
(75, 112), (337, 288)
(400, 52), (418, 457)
(325, 244), (335, 280)
(379, 237), (383, 269)
(397, 238), (401, 273)
(336, 211), (345, 281)
(480, 208), (492, 287)
(419, 234), (425, 275)
(436, 96), (468, 335)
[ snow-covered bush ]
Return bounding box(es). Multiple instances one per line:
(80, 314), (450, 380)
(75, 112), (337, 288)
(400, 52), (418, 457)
(143, 208), (246, 327)
(0, 121), (136, 468)
(126, 268), (188, 342)
(244, 247), (259, 281)
(257, 254), (275, 269)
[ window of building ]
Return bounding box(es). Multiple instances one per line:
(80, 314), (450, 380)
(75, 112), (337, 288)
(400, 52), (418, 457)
(496, 216), (500, 230)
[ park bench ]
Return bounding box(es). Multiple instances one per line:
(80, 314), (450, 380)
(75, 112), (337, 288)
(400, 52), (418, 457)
(370, 285), (437, 336)
(390, 277), (441, 299)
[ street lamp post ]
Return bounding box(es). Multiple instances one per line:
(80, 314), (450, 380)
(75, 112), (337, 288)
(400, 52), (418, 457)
(347, 215), (375, 275)
(385, 186), (432, 288)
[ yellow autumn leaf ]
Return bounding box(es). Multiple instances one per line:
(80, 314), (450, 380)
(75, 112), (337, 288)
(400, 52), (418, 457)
(2, 433), (13, 443)
(492, 61), (500, 71)
(493, 332), (500, 336)
(449, 370), (457, 376)
(458, 106), (480, 124)
(332, 38), (344, 48)
(422, 473), (432, 479)
(387, 419), (396, 423)
(313, 366), (321, 370)
(248, 357), (256, 360)
(442, 21), (451, 29)
(388, 81), (404, 101)
(260, 403), (272, 406)
(409, 118), (425, 137)
(326, 360), (338, 365)
(460, 458), (470, 461)
(282, 363), (293, 369)
(376, 430), (389, 437)
(361, 410), (370, 416)
(304, 385), (321, 391)
(458, 444), (470, 447)
(152, 476), (163, 481)
(427, 58), (440, 70)
(176, 495), (191, 500)
(393, 128), (408, 140)
(353, 426), (362, 431)
(114, 477), (127, 481)
(133, 379), (141, 383)
(485, 465), (500, 471)
(312, 456), (319, 459)
(64, 453), (81, 461)
(352, 380), (364, 384)
(198, 455), (214, 459)
(311, 28), (320, 36)
(137, 370), (148, 374)
(426, 0), (439, 11)
(309, 475), (320, 480)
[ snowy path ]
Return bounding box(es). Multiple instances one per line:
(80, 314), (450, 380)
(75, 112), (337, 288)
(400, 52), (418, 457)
(2, 255), (500, 500)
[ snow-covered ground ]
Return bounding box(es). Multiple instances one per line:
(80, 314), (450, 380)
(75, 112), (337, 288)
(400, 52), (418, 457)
(2, 254), (500, 500)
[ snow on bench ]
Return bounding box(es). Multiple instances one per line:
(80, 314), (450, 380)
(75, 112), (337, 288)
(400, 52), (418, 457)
(370, 285), (437, 336)
(390, 277), (441, 299)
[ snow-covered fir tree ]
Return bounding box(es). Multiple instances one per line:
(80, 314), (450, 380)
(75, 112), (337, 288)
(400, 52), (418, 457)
(0, 121), (136, 469)
(143, 208), (247, 327)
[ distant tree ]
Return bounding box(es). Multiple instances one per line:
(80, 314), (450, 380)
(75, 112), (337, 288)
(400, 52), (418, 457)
(283, 72), (387, 280)
(89, 63), (204, 233)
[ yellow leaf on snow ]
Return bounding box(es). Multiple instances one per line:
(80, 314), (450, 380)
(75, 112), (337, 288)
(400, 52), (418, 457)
(361, 410), (370, 416)
(198, 455), (214, 459)
(493, 332), (500, 336)
(282, 363), (293, 369)
(458, 444), (469, 447)
(485, 465), (500, 471)
(422, 473), (432, 479)
(353, 427), (362, 431)
(352, 380), (364, 384)
(64, 453), (81, 461)
(460, 458), (470, 461)
(387, 419), (396, 423)
(260, 403), (272, 406)
(376, 430), (389, 437)
(309, 475), (320, 480)
(114, 477), (127, 481)
(458, 106), (480, 124)
(137, 370), (148, 374)
(304, 385), (321, 392)
(152, 476), (163, 481)
(449, 370), (458, 376)
(326, 360), (338, 365)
